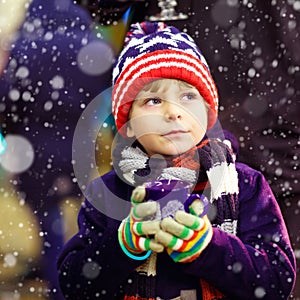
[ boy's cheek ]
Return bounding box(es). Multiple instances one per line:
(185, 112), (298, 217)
(190, 110), (208, 131)
(129, 115), (164, 137)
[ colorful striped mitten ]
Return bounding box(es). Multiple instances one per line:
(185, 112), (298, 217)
(118, 186), (164, 258)
(155, 198), (213, 263)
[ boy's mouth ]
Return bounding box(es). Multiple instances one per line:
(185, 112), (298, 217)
(162, 129), (189, 137)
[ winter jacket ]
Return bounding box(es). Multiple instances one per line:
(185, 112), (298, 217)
(57, 162), (296, 299)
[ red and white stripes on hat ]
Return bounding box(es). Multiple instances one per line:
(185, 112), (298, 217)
(112, 22), (219, 135)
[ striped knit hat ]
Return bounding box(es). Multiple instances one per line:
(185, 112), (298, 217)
(112, 22), (219, 135)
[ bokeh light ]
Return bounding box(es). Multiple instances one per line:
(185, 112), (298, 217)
(0, 134), (34, 173)
(77, 41), (115, 76)
(0, 132), (7, 155)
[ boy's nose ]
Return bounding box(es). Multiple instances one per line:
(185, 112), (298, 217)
(166, 112), (182, 121)
(164, 102), (183, 121)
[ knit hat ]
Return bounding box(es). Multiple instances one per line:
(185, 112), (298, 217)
(112, 22), (219, 135)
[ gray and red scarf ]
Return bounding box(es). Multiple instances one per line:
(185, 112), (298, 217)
(114, 138), (239, 300)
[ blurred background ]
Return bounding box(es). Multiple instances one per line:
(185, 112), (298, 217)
(0, 0), (299, 299)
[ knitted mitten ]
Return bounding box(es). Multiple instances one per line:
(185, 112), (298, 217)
(118, 186), (164, 257)
(155, 198), (213, 263)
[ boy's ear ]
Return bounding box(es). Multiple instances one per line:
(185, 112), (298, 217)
(126, 123), (135, 138)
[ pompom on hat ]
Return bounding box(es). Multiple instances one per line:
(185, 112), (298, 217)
(112, 22), (219, 135)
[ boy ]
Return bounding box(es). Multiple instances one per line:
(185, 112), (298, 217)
(57, 22), (296, 299)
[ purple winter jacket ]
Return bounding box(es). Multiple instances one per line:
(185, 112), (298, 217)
(57, 162), (296, 299)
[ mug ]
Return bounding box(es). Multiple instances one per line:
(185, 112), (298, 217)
(144, 179), (209, 220)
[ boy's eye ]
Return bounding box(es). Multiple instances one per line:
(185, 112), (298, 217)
(182, 93), (197, 101)
(145, 98), (161, 106)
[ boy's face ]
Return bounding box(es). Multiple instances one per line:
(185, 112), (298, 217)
(127, 79), (208, 156)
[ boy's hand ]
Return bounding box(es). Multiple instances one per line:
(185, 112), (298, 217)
(118, 186), (164, 256)
(155, 199), (213, 263)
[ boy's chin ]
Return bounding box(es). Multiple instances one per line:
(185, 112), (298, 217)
(157, 145), (196, 157)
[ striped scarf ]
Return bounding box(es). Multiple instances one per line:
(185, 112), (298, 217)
(115, 138), (239, 300)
